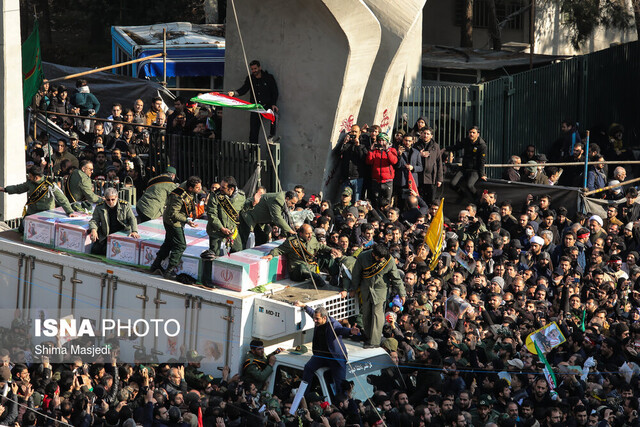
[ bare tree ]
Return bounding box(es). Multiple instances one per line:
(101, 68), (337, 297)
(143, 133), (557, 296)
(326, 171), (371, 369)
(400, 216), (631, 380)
(460, 0), (474, 47)
(487, 0), (502, 50)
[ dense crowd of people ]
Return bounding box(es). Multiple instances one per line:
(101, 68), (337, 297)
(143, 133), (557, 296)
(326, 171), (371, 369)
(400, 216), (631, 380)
(5, 74), (640, 427)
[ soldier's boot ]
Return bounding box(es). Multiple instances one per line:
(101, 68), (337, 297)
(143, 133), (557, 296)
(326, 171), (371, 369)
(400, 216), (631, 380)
(150, 258), (164, 276)
(163, 266), (178, 281)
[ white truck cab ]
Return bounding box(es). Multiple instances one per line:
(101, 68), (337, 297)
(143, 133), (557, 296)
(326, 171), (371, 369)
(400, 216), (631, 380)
(268, 341), (393, 404)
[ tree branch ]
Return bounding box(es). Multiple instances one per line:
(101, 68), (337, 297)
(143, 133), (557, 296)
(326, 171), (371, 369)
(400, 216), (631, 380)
(498, 4), (532, 30)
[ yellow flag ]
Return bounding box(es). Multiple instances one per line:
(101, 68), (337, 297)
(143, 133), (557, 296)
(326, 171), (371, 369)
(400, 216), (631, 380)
(425, 198), (444, 270)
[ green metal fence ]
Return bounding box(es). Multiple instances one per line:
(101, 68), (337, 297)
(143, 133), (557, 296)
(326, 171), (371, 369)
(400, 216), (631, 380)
(397, 41), (640, 178)
(163, 136), (281, 191)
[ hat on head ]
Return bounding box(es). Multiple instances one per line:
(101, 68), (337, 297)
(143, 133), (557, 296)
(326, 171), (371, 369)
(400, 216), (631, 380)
(626, 222), (634, 231)
(608, 180), (622, 194)
(589, 215), (603, 226)
(389, 295), (403, 311)
(105, 165), (116, 173)
(478, 395), (493, 407)
(491, 276), (505, 289)
(530, 235), (544, 246)
(552, 266), (565, 276)
(540, 252), (551, 260)
(377, 133), (390, 143)
(94, 143), (104, 149)
(342, 186), (353, 196)
(166, 166), (177, 175)
(526, 160), (538, 174)
(69, 132), (79, 140)
(535, 154), (548, 162)
(381, 338), (398, 352)
(346, 206), (359, 218)
(507, 358), (524, 369)
(511, 240), (523, 249)
(187, 350), (204, 362)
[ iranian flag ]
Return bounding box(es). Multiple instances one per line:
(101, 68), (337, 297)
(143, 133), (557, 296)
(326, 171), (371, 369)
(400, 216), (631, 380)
(191, 92), (275, 123)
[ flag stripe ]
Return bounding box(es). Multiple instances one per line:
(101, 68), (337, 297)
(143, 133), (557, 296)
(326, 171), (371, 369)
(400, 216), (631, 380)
(191, 92), (275, 123)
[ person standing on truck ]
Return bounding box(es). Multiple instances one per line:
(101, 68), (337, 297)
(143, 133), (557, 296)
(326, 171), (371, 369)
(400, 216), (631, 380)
(228, 59), (279, 144)
(204, 176), (246, 256)
(64, 160), (103, 211)
(135, 167), (178, 224)
(349, 243), (406, 349)
(289, 303), (361, 413)
(0, 165), (78, 232)
(262, 223), (339, 287)
(239, 191), (298, 247)
(88, 188), (139, 255)
(150, 176), (202, 281)
(241, 339), (276, 391)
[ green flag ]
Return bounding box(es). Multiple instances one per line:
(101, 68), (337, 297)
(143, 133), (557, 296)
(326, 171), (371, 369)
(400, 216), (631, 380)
(22, 21), (44, 109)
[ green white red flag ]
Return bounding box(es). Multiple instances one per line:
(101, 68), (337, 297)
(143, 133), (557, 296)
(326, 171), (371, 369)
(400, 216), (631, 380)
(191, 92), (275, 123)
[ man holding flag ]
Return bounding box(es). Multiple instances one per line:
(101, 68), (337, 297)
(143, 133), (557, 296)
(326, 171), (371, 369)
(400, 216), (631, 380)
(228, 59), (279, 143)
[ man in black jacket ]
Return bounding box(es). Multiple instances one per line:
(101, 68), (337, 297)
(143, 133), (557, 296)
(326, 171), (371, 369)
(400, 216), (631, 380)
(229, 59), (279, 143)
(449, 126), (487, 199)
(340, 127), (368, 201)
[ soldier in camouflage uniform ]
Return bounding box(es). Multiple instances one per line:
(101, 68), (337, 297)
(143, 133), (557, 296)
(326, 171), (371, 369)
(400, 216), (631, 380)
(0, 165), (77, 232)
(263, 223), (338, 287)
(239, 190), (298, 247)
(135, 167), (178, 224)
(64, 160), (102, 210)
(150, 176), (202, 281)
(204, 176), (246, 256)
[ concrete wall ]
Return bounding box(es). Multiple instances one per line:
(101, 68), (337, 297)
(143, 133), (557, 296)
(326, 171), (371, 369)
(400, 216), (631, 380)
(422, 0), (527, 49)
(359, 1), (427, 133)
(422, 0), (637, 55)
(223, 0), (381, 195)
(535, 0), (637, 56)
(0, 0), (27, 221)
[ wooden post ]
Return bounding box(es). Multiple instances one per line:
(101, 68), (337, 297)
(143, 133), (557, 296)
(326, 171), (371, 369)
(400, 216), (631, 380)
(44, 53), (163, 83)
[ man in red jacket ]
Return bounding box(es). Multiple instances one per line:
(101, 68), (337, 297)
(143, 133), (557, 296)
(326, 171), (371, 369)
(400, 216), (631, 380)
(366, 133), (398, 208)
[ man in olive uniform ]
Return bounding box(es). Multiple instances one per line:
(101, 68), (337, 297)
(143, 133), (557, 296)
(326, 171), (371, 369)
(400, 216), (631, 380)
(150, 176), (202, 280)
(241, 339), (276, 391)
(0, 165), (77, 232)
(89, 187), (139, 255)
(64, 160), (102, 210)
(239, 190), (298, 247)
(349, 243), (406, 348)
(205, 176), (246, 256)
(136, 167), (178, 224)
(263, 223), (338, 287)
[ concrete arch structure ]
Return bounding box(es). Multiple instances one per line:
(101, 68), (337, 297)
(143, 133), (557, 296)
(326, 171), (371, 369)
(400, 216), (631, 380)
(223, 0), (381, 195)
(358, 0), (427, 134)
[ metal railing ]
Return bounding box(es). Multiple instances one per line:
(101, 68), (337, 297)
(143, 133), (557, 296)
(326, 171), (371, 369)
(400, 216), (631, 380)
(396, 41), (640, 179)
(160, 135), (281, 191)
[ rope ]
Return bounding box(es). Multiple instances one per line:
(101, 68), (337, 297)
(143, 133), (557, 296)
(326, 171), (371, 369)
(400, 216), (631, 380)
(1, 393), (74, 427)
(227, 1), (386, 424)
